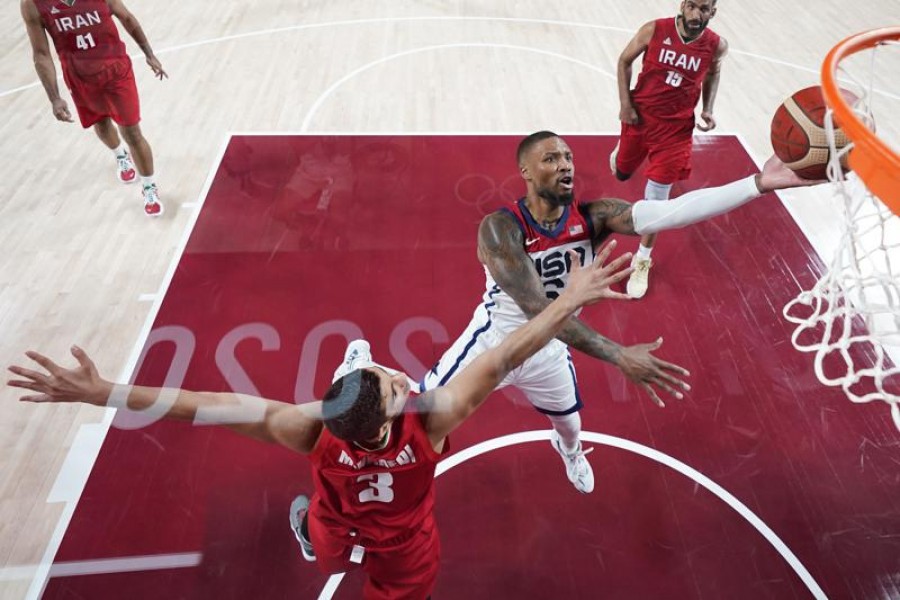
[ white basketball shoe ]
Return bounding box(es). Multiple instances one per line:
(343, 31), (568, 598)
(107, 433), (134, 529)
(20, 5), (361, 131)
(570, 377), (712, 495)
(332, 340), (374, 383)
(550, 431), (595, 494)
(626, 256), (653, 299)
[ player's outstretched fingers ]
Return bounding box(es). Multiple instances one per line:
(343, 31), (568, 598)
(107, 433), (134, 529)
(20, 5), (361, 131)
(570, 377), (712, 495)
(70, 345), (96, 371)
(8, 365), (49, 385)
(25, 351), (62, 376)
(653, 377), (684, 400)
(642, 384), (665, 408)
(593, 239), (618, 266)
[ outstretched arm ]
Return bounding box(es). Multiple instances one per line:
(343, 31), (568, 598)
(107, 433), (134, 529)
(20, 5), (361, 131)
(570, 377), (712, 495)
(477, 214), (690, 406)
(8, 346), (323, 453)
(588, 155), (824, 236)
(617, 21), (654, 125)
(697, 37), (729, 132)
(20, 0), (72, 122)
(106, 0), (167, 79)
(423, 245), (631, 445)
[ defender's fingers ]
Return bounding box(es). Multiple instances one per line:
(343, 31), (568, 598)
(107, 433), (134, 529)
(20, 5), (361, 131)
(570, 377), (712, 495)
(567, 250), (583, 274)
(7, 380), (41, 391)
(593, 239), (618, 265)
(8, 365), (49, 383)
(20, 394), (52, 403)
(599, 252), (632, 275)
(602, 266), (634, 285)
(601, 291), (632, 301)
(25, 351), (62, 375)
(71, 345), (94, 370)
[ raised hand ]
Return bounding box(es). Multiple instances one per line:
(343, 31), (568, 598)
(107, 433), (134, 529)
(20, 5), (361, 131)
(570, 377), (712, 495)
(7, 346), (111, 405)
(756, 154), (826, 191)
(147, 55), (168, 80)
(615, 338), (691, 407)
(51, 98), (73, 123)
(565, 240), (633, 307)
(696, 110), (716, 132)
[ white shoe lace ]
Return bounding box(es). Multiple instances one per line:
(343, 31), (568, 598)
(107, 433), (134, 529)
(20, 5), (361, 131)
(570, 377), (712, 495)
(143, 184), (159, 204)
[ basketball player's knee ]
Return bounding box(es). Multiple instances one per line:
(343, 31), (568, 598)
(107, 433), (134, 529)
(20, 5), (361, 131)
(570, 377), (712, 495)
(119, 125), (144, 146)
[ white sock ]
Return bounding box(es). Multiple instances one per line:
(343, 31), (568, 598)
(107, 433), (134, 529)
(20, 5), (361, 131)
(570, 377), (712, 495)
(547, 412), (582, 455)
(113, 144), (127, 158)
(644, 179), (673, 202)
(637, 244), (653, 260)
(141, 175), (155, 188)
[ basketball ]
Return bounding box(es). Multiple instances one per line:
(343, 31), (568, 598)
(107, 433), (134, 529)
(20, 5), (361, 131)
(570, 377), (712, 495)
(770, 85), (856, 180)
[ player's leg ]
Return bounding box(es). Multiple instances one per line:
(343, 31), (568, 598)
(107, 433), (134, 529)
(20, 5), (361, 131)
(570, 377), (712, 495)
(363, 519), (440, 600)
(627, 178), (673, 299)
(419, 307), (497, 393)
(107, 58), (162, 216)
(93, 118), (136, 184)
(610, 121), (648, 182)
(515, 343), (594, 493)
(626, 119), (694, 299)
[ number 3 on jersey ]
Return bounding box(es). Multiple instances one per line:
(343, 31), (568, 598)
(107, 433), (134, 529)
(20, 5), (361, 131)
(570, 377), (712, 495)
(665, 70), (683, 88)
(357, 473), (394, 503)
(76, 33), (96, 50)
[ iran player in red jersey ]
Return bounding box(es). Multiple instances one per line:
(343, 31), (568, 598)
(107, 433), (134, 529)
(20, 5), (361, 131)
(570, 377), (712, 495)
(21, 0), (167, 216)
(7, 245), (632, 599)
(611, 0), (728, 298)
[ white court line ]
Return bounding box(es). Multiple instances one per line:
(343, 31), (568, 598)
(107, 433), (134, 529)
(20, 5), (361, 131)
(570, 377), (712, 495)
(24, 134), (235, 600)
(3, 15), (896, 101)
(49, 553), (203, 578)
(319, 430), (827, 599)
(138, 293), (157, 303)
(300, 42), (616, 132)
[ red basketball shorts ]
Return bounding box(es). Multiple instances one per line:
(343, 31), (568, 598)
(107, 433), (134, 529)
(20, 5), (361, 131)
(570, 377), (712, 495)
(63, 57), (141, 129)
(309, 510), (441, 600)
(615, 116), (695, 184)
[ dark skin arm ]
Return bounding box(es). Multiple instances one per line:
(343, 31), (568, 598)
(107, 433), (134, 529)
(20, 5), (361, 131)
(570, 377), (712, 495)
(697, 37), (729, 132)
(20, 0), (73, 122)
(106, 0), (167, 79)
(477, 212), (690, 406)
(617, 20), (655, 125)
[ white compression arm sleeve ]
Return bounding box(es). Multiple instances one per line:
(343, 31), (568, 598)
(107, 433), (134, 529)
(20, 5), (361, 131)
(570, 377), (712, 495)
(631, 175), (761, 235)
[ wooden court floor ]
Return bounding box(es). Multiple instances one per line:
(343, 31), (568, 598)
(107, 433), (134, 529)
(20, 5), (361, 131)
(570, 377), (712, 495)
(1, 1), (898, 598)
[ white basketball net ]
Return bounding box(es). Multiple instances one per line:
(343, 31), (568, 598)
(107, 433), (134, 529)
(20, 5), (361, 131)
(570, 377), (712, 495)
(783, 39), (900, 431)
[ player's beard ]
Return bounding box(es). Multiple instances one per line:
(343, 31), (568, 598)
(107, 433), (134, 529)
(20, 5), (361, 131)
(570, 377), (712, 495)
(680, 14), (708, 36)
(537, 186), (575, 207)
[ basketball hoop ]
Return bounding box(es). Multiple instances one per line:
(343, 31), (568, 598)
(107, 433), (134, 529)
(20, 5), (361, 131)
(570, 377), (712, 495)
(783, 27), (900, 431)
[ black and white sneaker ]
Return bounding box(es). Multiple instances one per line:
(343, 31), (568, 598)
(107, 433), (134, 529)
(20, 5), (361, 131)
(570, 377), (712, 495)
(289, 495), (316, 562)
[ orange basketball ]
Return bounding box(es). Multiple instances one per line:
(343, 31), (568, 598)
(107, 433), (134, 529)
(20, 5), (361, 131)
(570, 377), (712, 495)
(770, 85), (856, 180)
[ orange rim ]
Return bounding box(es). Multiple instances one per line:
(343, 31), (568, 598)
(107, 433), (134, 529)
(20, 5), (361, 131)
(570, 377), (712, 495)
(822, 27), (900, 215)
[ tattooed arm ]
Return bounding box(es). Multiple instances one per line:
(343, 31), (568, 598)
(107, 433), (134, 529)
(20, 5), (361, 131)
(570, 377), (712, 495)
(477, 212), (689, 406)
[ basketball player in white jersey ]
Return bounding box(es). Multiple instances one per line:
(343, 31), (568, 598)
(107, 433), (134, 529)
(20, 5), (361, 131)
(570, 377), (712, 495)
(421, 131), (820, 493)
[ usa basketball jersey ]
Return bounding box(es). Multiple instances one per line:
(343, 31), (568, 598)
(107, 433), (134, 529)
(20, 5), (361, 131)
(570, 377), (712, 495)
(631, 17), (721, 120)
(309, 402), (447, 544)
(484, 198), (601, 332)
(35, 0), (127, 76)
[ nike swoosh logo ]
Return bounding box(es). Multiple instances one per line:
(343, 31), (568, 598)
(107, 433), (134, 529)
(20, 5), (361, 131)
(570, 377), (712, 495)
(525, 238), (540, 245)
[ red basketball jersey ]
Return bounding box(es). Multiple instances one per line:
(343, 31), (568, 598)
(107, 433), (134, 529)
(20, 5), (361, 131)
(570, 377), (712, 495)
(34, 0), (127, 76)
(309, 401), (448, 544)
(630, 17), (721, 120)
